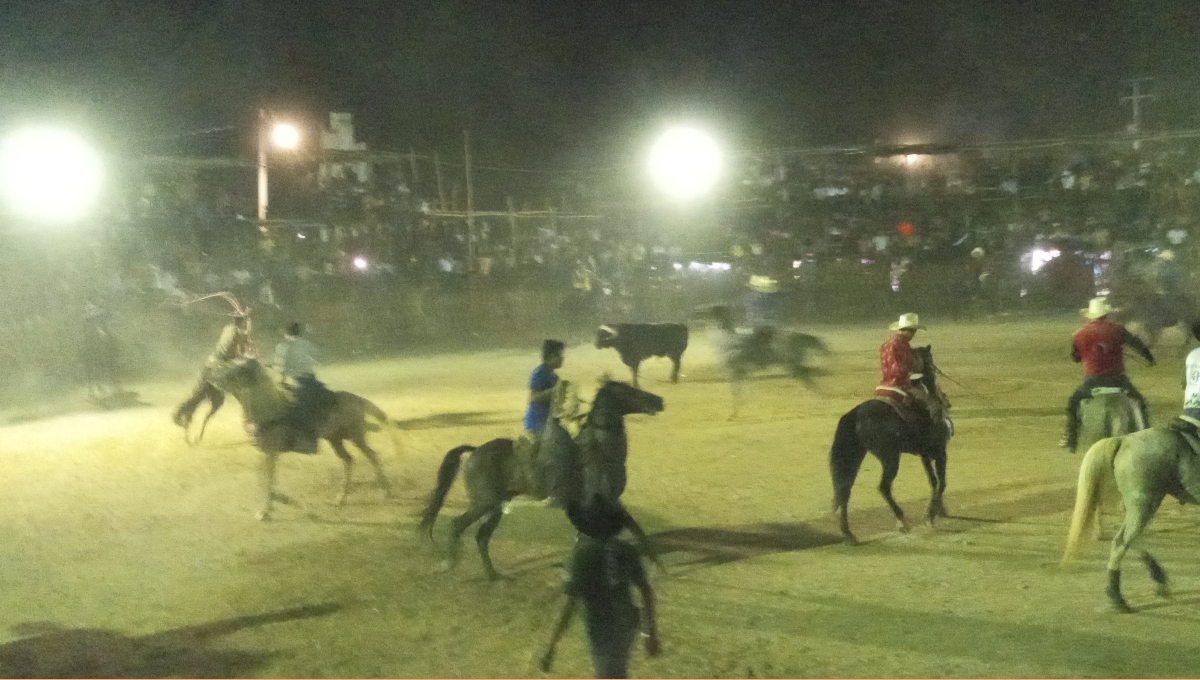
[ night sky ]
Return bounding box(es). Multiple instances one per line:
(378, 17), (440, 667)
(2, 0), (1199, 167)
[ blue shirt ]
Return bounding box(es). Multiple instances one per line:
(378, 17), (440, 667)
(523, 363), (559, 431)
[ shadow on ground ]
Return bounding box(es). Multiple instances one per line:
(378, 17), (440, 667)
(652, 522), (843, 567)
(394, 411), (513, 431)
(0, 603), (341, 678)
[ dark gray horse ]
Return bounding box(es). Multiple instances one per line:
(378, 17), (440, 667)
(418, 380), (664, 579)
(699, 304), (830, 417)
(829, 345), (952, 544)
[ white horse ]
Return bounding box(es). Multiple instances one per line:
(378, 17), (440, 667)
(1062, 424), (1200, 611)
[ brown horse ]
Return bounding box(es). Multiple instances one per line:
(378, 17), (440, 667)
(184, 359), (400, 520)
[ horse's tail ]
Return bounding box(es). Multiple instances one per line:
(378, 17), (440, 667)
(830, 408), (865, 511)
(360, 397), (403, 457)
(419, 445), (475, 540)
(1063, 436), (1122, 562)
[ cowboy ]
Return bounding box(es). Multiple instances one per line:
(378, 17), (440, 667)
(539, 494), (661, 679)
(744, 275), (781, 361)
(173, 312), (254, 427)
(1061, 297), (1154, 452)
(876, 313), (941, 423)
(1181, 322), (1200, 428)
(273, 322), (327, 454)
(513, 340), (566, 498)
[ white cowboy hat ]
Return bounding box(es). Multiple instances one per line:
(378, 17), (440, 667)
(889, 313), (925, 331)
(748, 275), (779, 293)
(1081, 297), (1120, 319)
(1157, 249), (1175, 261)
(970, 247), (985, 259)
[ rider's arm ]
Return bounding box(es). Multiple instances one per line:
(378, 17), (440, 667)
(1119, 327), (1155, 365)
(1071, 342), (1082, 363)
(530, 387), (554, 405)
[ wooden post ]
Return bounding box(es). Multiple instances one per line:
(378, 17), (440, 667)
(464, 130), (475, 269)
(434, 152), (447, 211)
(507, 195), (517, 266)
(408, 148), (420, 185)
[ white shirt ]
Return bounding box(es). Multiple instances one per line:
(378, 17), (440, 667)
(274, 336), (320, 379)
(1184, 347), (1200, 412)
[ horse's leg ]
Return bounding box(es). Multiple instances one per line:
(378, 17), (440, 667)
(669, 353), (681, 383)
(876, 451), (908, 533)
(195, 387), (225, 443)
(932, 451), (949, 518)
(330, 439), (354, 508)
(256, 451), (280, 521)
(832, 442), (869, 545)
(350, 433), (393, 498)
(630, 359), (641, 388)
(437, 504), (491, 573)
(920, 456), (941, 525)
(1141, 551), (1170, 598)
(621, 508), (668, 576)
(1106, 496), (1159, 612)
(474, 506), (505, 580)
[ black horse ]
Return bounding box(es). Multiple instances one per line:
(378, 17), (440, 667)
(419, 380), (664, 579)
(829, 345), (952, 544)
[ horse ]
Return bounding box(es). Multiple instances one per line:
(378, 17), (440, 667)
(829, 345), (952, 544)
(1078, 388), (1148, 455)
(193, 359), (400, 521)
(418, 379), (664, 580)
(173, 374), (228, 446)
(1062, 424), (1200, 611)
(698, 304), (830, 417)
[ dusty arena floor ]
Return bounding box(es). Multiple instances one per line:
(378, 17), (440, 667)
(3, 316), (1200, 678)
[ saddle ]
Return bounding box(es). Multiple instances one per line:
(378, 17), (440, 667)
(873, 391), (925, 425)
(1169, 416), (1200, 457)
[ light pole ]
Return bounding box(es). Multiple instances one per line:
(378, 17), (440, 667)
(257, 109), (300, 220)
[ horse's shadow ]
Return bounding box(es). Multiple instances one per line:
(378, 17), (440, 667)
(0, 602), (342, 678)
(651, 522), (843, 568)
(393, 411), (512, 431)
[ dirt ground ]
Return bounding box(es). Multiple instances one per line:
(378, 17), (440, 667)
(2, 316), (1200, 678)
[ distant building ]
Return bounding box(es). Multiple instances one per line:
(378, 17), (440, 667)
(318, 113), (370, 187)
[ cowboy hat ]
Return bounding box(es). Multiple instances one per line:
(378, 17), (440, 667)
(747, 275), (779, 293)
(889, 312), (925, 331)
(1081, 297), (1120, 319)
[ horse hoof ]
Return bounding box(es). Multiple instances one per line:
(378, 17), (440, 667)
(842, 535), (859, 546)
(897, 523), (911, 534)
(1109, 600), (1134, 613)
(1156, 583), (1171, 598)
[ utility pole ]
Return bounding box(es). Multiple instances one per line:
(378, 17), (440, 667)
(257, 108), (268, 221)
(464, 129), (475, 268)
(1121, 77), (1156, 135)
(507, 195), (517, 265)
(434, 152), (447, 211)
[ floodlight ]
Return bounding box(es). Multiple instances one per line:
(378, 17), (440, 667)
(0, 127), (102, 223)
(648, 126), (722, 201)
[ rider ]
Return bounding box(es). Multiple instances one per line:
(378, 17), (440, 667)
(1183, 322), (1200, 427)
(1061, 297), (1154, 452)
(876, 313), (942, 425)
(515, 340), (566, 498)
(273, 321), (326, 453)
(744, 274), (782, 361)
(174, 311), (254, 427)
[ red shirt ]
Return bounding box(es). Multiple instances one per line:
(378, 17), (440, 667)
(879, 333), (922, 391)
(1073, 319), (1126, 376)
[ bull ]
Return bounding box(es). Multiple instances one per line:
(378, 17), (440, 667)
(595, 323), (688, 387)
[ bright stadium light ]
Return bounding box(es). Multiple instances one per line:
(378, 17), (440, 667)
(647, 125), (722, 201)
(271, 122), (300, 151)
(0, 126), (102, 223)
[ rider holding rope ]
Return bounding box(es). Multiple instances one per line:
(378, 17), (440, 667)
(876, 313), (942, 424)
(173, 310), (253, 428)
(1061, 297), (1154, 452)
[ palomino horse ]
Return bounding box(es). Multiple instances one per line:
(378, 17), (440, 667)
(829, 345), (952, 544)
(200, 359), (400, 520)
(1062, 424), (1200, 612)
(419, 379), (664, 579)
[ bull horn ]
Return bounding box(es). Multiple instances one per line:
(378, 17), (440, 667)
(599, 325), (618, 337)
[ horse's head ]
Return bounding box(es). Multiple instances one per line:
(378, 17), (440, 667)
(209, 358), (269, 396)
(914, 345), (939, 393)
(596, 325), (619, 349)
(595, 379), (664, 417)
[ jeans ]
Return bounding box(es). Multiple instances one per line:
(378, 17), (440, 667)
(1065, 375), (1149, 439)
